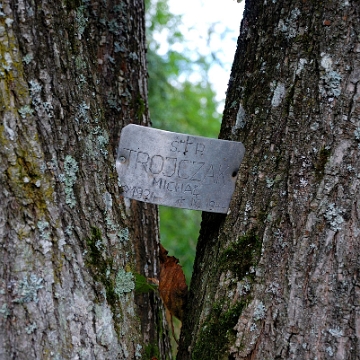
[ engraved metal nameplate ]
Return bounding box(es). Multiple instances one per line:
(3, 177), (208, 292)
(116, 125), (245, 213)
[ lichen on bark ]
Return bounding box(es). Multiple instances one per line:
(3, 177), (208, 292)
(179, 0), (360, 359)
(0, 0), (171, 358)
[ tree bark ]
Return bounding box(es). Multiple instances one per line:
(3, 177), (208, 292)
(179, 0), (360, 359)
(0, 0), (170, 359)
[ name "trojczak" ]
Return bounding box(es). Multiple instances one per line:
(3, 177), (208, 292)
(121, 147), (228, 185)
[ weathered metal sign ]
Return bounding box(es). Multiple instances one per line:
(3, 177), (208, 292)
(116, 125), (245, 213)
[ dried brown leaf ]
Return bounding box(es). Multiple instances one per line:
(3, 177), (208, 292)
(158, 244), (188, 321)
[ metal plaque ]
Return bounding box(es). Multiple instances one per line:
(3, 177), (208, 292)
(116, 125), (245, 213)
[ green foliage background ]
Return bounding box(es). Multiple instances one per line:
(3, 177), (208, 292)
(145, 0), (221, 283)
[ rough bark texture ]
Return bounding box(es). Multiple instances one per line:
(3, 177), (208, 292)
(179, 0), (360, 359)
(0, 0), (170, 359)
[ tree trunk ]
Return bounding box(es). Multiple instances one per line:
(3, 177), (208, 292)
(179, 0), (360, 359)
(0, 0), (170, 359)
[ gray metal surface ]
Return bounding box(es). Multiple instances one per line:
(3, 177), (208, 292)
(116, 125), (245, 213)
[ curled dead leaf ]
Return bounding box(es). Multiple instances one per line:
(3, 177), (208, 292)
(158, 244), (188, 321)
